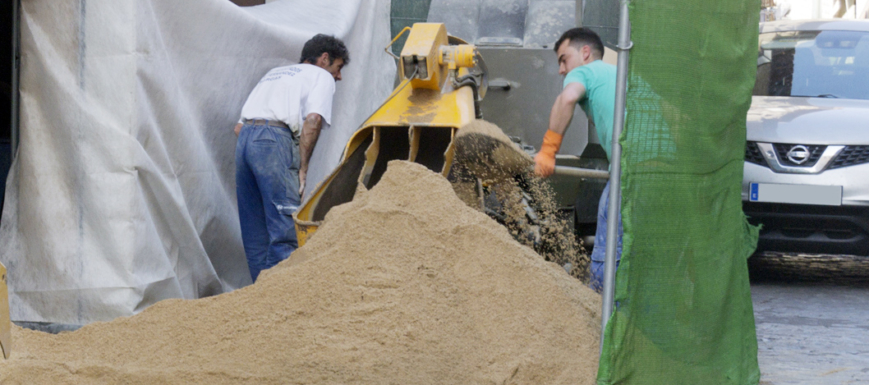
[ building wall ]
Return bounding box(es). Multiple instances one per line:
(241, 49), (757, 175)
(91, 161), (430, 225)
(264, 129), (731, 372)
(779, 0), (869, 20)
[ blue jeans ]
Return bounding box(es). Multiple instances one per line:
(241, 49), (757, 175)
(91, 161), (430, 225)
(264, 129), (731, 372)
(236, 122), (300, 282)
(589, 181), (624, 292)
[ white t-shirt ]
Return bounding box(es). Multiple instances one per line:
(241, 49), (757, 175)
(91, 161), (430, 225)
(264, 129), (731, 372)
(239, 64), (335, 134)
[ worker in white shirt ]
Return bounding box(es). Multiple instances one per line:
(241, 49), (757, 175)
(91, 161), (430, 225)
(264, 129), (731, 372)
(234, 34), (348, 281)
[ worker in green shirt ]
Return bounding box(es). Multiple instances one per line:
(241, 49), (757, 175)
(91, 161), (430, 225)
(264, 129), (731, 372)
(534, 28), (620, 291)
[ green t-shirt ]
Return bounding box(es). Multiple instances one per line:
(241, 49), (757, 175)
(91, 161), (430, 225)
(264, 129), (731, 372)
(563, 60), (617, 161)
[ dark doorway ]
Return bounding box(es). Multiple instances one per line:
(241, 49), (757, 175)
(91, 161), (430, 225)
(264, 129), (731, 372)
(230, 0), (266, 6)
(1, 0), (13, 217)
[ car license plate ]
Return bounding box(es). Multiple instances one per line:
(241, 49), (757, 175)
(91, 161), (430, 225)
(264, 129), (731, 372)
(749, 183), (842, 206)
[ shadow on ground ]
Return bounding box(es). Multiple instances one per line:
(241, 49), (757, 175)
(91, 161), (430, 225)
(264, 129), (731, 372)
(749, 252), (869, 286)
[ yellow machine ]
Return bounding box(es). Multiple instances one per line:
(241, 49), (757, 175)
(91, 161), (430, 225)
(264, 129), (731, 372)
(293, 23), (488, 246)
(1, 261), (11, 359)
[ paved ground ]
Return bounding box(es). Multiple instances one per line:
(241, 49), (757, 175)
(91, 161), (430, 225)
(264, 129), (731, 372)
(750, 253), (869, 385)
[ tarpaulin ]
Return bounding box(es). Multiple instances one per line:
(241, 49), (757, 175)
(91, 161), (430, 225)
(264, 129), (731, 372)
(0, 0), (395, 325)
(596, 0), (761, 384)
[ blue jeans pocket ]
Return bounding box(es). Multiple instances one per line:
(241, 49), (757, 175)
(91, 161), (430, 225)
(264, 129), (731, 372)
(251, 125), (278, 144)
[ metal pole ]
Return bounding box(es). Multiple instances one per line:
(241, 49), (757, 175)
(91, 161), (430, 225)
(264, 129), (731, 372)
(553, 165), (609, 180)
(11, 0), (21, 158)
(576, 0), (583, 27)
(600, 0), (631, 351)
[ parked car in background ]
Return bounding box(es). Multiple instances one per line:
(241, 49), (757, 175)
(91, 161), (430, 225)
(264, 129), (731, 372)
(744, 19), (869, 255)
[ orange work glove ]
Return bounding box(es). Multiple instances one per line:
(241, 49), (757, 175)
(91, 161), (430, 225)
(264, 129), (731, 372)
(534, 130), (563, 178)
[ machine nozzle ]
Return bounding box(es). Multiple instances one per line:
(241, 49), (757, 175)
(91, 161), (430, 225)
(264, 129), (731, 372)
(439, 45), (477, 70)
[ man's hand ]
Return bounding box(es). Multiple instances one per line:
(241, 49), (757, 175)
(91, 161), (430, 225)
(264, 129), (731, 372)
(298, 169), (307, 197)
(234, 123), (243, 137)
(534, 152), (556, 177)
(534, 130), (563, 178)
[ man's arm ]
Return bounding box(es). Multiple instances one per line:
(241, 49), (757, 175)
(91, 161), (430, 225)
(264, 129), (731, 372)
(548, 82), (585, 135)
(234, 123), (243, 137)
(535, 82), (586, 177)
(298, 112), (324, 195)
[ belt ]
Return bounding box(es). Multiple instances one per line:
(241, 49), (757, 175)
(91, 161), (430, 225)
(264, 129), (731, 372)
(243, 119), (289, 130)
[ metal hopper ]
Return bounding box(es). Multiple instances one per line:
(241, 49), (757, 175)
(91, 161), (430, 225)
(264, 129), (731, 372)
(293, 23), (488, 246)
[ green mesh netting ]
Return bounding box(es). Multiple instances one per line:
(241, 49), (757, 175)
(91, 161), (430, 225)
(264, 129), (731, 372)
(596, 1), (761, 384)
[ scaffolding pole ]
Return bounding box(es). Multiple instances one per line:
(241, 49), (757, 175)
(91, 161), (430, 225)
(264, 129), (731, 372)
(600, 0), (631, 351)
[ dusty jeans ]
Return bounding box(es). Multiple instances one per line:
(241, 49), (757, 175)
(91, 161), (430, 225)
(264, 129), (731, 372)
(235, 121), (300, 282)
(589, 181), (624, 292)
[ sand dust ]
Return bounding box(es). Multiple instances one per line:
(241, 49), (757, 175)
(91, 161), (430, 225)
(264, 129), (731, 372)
(453, 120), (533, 183)
(491, 174), (589, 280)
(0, 161), (601, 384)
(452, 120), (589, 281)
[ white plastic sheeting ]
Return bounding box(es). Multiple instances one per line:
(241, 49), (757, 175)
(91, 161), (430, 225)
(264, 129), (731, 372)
(0, 0), (395, 325)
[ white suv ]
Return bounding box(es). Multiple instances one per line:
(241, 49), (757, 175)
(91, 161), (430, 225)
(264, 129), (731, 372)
(744, 19), (869, 255)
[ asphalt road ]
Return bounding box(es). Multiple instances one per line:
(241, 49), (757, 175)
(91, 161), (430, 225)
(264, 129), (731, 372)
(750, 252), (869, 385)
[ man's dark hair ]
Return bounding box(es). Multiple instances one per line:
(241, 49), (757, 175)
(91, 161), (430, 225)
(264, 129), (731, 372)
(554, 28), (604, 59)
(300, 34), (350, 66)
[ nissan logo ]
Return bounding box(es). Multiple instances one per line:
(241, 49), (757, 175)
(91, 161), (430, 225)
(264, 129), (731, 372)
(786, 145), (810, 164)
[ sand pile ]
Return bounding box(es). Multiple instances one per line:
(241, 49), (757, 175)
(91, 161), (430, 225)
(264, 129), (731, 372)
(0, 161), (600, 384)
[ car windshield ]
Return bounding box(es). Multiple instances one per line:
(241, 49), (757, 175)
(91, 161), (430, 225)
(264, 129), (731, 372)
(754, 29), (869, 100)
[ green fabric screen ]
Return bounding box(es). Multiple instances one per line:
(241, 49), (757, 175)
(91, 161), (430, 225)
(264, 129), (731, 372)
(597, 1), (761, 384)
(390, 0), (432, 54)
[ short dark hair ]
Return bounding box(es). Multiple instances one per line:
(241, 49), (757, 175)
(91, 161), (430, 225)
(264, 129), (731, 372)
(554, 28), (604, 60)
(300, 34), (350, 66)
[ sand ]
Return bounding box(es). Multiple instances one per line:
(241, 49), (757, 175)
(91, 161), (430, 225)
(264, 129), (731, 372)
(453, 120), (533, 183)
(0, 161), (600, 384)
(452, 120), (589, 280)
(494, 175), (589, 280)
